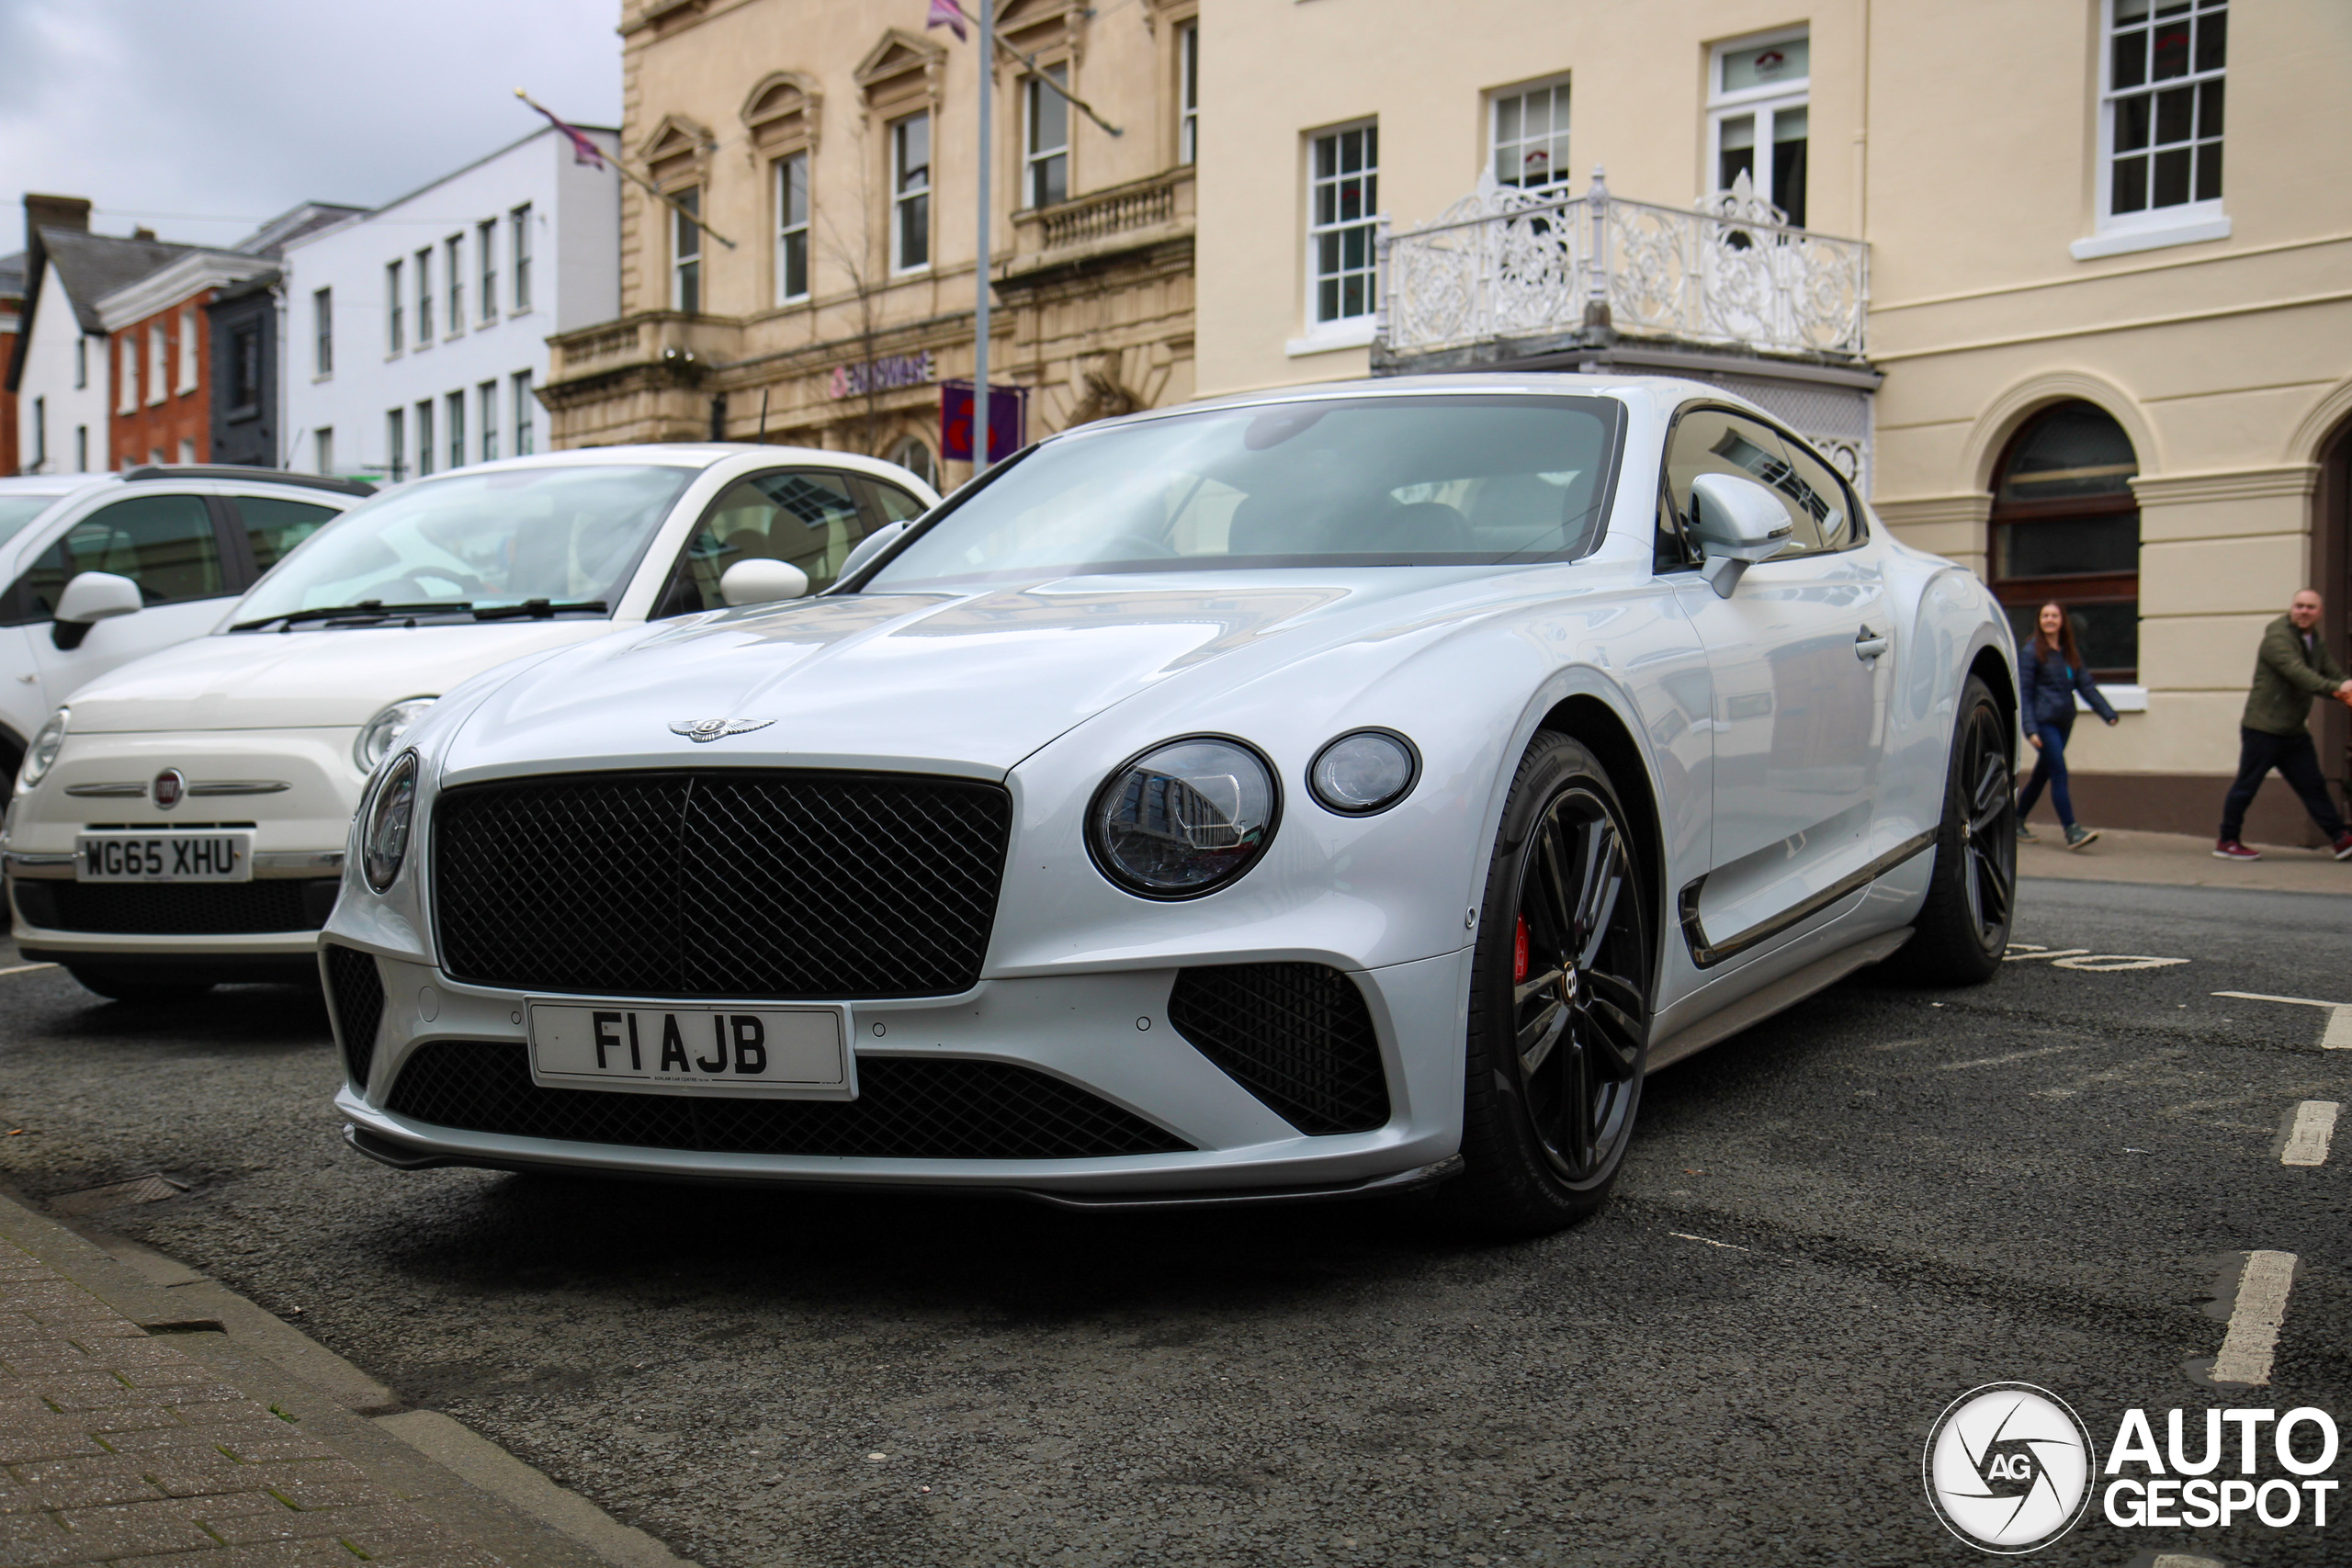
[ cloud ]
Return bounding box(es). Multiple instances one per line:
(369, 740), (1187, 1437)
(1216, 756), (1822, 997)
(0, 0), (621, 251)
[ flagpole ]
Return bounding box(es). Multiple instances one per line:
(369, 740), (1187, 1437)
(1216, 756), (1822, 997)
(974, 0), (994, 475)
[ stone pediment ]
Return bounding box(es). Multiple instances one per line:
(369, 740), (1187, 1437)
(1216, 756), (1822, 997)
(741, 71), (822, 151)
(639, 113), (715, 183)
(854, 28), (945, 101)
(999, 0), (1083, 57)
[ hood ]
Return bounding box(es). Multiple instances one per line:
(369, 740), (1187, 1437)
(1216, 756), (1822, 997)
(441, 573), (1504, 778)
(66, 622), (610, 733)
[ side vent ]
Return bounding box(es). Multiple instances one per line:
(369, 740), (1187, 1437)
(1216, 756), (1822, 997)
(322, 945), (386, 1089)
(1168, 963), (1392, 1135)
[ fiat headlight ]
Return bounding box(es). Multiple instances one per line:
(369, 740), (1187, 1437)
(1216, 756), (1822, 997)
(355, 695), (438, 773)
(19, 710), (67, 790)
(1307, 729), (1419, 815)
(360, 750), (418, 892)
(1088, 736), (1279, 898)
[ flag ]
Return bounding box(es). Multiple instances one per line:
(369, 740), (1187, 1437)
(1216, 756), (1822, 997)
(523, 97), (609, 170)
(926, 0), (968, 42)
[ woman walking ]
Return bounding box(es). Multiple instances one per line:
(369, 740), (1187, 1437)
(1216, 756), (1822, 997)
(2017, 602), (2120, 848)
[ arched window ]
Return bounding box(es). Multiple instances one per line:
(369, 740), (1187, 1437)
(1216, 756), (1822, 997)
(888, 435), (936, 491)
(1990, 400), (2141, 681)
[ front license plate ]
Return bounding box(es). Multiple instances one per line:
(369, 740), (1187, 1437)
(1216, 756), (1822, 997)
(526, 1002), (854, 1099)
(75, 833), (253, 883)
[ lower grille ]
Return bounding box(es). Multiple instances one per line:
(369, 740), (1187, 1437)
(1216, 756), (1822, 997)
(1168, 964), (1392, 1135)
(384, 1041), (1193, 1160)
(17, 878), (332, 935)
(323, 945), (385, 1089)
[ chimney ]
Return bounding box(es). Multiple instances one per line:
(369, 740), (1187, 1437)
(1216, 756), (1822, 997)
(132, 227), (155, 242)
(24, 194), (92, 254)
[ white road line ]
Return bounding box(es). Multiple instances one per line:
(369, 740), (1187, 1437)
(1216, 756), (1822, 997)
(1667, 1232), (1750, 1252)
(2003, 948), (2090, 962)
(0, 963), (56, 977)
(2212, 991), (2352, 1048)
(2282, 1101), (2341, 1167)
(1939, 1044), (2086, 1071)
(2210, 1250), (2298, 1387)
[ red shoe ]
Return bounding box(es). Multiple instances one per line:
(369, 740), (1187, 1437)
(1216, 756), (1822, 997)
(2213, 840), (2262, 862)
(2334, 832), (2352, 862)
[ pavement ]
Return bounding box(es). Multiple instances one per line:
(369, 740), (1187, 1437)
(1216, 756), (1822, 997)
(2018, 825), (2352, 894)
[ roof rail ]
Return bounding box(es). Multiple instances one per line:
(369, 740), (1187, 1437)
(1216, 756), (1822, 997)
(119, 465), (377, 499)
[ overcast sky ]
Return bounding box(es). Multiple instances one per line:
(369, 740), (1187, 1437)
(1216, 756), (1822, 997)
(2, 0), (623, 254)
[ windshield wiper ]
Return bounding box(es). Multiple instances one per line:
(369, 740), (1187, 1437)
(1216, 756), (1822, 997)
(230, 600), (472, 632)
(469, 599), (610, 621)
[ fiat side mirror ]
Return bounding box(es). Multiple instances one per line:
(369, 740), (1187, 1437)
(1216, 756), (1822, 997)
(1688, 473), (1794, 598)
(51, 570), (143, 649)
(718, 558), (810, 607)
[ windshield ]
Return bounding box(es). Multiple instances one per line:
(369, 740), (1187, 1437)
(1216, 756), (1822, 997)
(232, 465), (695, 626)
(865, 394), (1622, 591)
(0, 494), (69, 548)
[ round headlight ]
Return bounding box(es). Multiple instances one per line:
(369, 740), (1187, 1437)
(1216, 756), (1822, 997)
(19, 710), (67, 790)
(1089, 736), (1279, 898)
(1308, 729), (1420, 816)
(355, 695), (438, 773)
(360, 750), (418, 893)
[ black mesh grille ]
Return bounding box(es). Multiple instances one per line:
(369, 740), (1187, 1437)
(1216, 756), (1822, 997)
(40, 879), (323, 934)
(323, 945), (385, 1089)
(384, 1041), (1192, 1160)
(433, 771), (1013, 998)
(1168, 964), (1391, 1135)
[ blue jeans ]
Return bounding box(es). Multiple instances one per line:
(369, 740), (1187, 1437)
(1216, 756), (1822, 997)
(2017, 718), (2075, 827)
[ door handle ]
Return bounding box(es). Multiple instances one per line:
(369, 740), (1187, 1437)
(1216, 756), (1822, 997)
(1854, 625), (1889, 662)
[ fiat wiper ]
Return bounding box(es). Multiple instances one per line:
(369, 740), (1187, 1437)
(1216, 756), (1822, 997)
(470, 598), (610, 621)
(230, 600), (472, 631)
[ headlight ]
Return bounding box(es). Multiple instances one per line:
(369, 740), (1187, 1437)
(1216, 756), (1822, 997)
(355, 696), (438, 773)
(1307, 729), (1420, 815)
(360, 750), (418, 892)
(19, 711), (67, 790)
(1088, 736), (1279, 898)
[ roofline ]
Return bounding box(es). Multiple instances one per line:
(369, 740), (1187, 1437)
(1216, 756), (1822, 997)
(282, 123), (622, 252)
(95, 249), (279, 331)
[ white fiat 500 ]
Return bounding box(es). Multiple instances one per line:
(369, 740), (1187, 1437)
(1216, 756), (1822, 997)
(5, 445), (937, 1001)
(326, 377), (2018, 1233)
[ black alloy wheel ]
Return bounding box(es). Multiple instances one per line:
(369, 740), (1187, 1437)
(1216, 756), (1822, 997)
(1879, 673), (2015, 987)
(1955, 695), (2017, 948)
(1452, 731), (1654, 1234)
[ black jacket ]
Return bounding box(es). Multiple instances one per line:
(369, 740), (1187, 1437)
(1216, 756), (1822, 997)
(2018, 638), (2117, 728)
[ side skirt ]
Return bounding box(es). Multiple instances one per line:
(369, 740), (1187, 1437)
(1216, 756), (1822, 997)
(1678, 829), (1936, 968)
(1645, 928), (1913, 1075)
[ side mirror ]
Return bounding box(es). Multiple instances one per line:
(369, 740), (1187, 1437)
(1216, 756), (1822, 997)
(51, 571), (143, 649)
(836, 521), (908, 583)
(718, 558), (809, 608)
(1688, 473), (1794, 598)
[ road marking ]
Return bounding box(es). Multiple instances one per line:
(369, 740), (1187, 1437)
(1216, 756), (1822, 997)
(2003, 946), (2089, 962)
(0, 963), (56, 977)
(1667, 1232), (1750, 1252)
(2210, 1250), (2298, 1387)
(2282, 1101), (2340, 1167)
(2211, 991), (2352, 1048)
(1939, 1044), (2086, 1070)
(2049, 954), (2190, 972)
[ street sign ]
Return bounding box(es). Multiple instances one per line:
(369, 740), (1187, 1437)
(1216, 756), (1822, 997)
(941, 379), (1027, 464)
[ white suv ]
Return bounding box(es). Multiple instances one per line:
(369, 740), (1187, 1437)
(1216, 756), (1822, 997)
(0, 468), (373, 777)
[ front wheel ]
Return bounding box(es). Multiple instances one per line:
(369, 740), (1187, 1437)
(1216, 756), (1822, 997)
(1447, 732), (1655, 1236)
(1879, 674), (2015, 987)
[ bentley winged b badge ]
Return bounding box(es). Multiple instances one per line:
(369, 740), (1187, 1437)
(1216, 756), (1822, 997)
(669, 719), (777, 743)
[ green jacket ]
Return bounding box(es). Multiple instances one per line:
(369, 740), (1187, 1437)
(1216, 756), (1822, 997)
(2242, 615), (2349, 736)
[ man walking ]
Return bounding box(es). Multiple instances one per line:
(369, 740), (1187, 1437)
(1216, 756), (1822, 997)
(2215, 588), (2352, 862)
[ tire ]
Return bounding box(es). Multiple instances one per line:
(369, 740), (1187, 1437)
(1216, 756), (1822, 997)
(65, 966), (216, 1006)
(1446, 731), (1655, 1236)
(1878, 674), (2016, 987)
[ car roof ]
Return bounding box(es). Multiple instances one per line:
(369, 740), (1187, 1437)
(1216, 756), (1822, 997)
(0, 474), (99, 498)
(1067, 372), (1767, 438)
(414, 444), (928, 483)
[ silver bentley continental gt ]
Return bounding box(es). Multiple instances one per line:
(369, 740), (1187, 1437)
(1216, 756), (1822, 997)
(324, 375), (2019, 1234)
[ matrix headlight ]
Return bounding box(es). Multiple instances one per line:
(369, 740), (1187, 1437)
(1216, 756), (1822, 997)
(1088, 736), (1279, 899)
(1307, 728), (1420, 815)
(19, 710), (67, 790)
(360, 750), (418, 892)
(356, 695), (438, 773)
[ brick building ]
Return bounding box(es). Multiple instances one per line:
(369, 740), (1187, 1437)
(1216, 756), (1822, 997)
(96, 249), (274, 468)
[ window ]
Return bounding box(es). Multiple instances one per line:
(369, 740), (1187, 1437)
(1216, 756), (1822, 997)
(387, 408), (406, 482)
(513, 371), (536, 456)
(447, 235), (465, 334)
(447, 390), (466, 471)
(775, 152), (810, 303)
(1307, 123), (1379, 326)
(74, 426), (87, 472)
(672, 188), (703, 312)
(1492, 77), (1570, 190)
(1661, 406), (1859, 566)
(414, 250), (433, 349)
(228, 324), (261, 410)
(314, 288), (333, 375)
(23, 494), (223, 615)
(477, 220), (496, 321)
(29, 398), (44, 469)
(415, 399), (435, 477)
(177, 439), (196, 465)
(659, 469), (870, 615)
(117, 339), (136, 413)
(2102, 0), (2225, 225)
(1709, 30), (1809, 225)
(891, 111), (931, 272)
(887, 435), (935, 494)
(146, 325), (167, 406)
(236, 496), (338, 574)
(74, 338), (86, 389)
(479, 382), (499, 463)
(1025, 67), (1070, 209)
(511, 204), (533, 311)
(176, 308), (198, 393)
(315, 428), (334, 476)
(1989, 401), (2142, 680)
(1179, 23), (1199, 165)
(387, 261), (403, 353)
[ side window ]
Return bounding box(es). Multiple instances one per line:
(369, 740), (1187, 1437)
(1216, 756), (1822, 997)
(658, 470), (869, 618)
(1664, 406), (1828, 558)
(19, 494), (224, 618)
(233, 496), (341, 575)
(1771, 434), (1861, 553)
(868, 482), (928, 525)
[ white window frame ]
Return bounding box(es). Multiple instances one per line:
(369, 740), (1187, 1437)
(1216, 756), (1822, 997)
(1178, 23), (1199, 165)
(1024, 65), (1070, 211)
(386, 261), (403, 354)
(1489, 73), (1572, 193)
(2076, 0), (2230, 259)
(315, 427), (334, 476)
(447, 390), (466, 471)
(117, 337), (137, 413)
(1706, 26), (1810, 220)
(176, 307), (198, 394)
(477, 220), (497, 322)
(415, 399), (435, 477)
(671, 187), (704, 312)
(386, 407), (405, 482)
(890, 111), (932, 275)
(74, 337), (85, 389)
(513, 370), (536, 456)
(479, 381), (499, 462)
(177, 438), (196, 465)
(146, 325), (167, 407)
(413, 249), (433, 352)
(74, 425), (87, 472)
(511, 205), (534, 313)
(446, 235), (465, 336)
(1301, 119), (1380, 344)
(775, 152), (811, 304)
(314, 288), (333, 377)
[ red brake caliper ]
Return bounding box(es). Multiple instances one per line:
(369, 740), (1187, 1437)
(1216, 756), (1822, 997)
(1512, 914), (1530, 986)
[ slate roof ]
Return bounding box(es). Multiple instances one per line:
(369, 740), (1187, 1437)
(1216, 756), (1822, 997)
(0, 252), (22, 299)
(38, 227), (199, 333)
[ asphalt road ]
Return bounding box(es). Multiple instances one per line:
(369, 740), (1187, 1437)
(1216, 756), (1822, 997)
(1, 876), (2346, 1568)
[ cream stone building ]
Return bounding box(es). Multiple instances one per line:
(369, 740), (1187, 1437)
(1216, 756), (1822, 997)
(546, 0), (1201, 492)
(1194, 0), (2352, 842)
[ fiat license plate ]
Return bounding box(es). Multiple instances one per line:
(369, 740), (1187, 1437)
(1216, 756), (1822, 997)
(75, 832), (252, 883)
(526, 1002), (854, 1099)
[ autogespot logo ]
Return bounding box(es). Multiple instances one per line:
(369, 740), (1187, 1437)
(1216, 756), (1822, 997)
(1924, 1383), (2097, 1553)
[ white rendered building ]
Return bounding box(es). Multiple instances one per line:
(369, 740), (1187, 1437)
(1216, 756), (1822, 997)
(283, 125), (618, 482)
